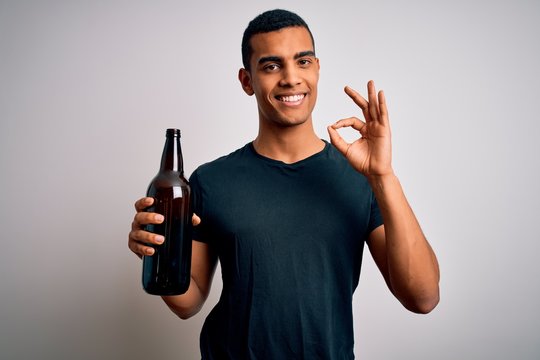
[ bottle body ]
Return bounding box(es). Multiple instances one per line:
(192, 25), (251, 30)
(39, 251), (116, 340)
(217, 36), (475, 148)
(142, 129), (192, 295)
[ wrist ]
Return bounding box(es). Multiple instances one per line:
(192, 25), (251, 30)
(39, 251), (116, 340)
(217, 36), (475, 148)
(366, 171), (396, 183)
(367, 172), (399, 193)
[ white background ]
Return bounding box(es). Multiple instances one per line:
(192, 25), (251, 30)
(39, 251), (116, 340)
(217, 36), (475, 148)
(1, 0), (539, 359)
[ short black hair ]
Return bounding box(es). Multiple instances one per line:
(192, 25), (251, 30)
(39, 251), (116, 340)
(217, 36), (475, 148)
(241, 9), (315, 71)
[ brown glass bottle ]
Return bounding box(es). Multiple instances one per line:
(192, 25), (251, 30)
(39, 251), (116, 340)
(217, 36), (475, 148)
(142, 128), (192, 295)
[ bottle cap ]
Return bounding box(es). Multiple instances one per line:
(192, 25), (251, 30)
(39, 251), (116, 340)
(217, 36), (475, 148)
(166, 128), (181, 137)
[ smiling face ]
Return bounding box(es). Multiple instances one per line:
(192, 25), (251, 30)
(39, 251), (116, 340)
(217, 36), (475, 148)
(239, 26), (320, 129)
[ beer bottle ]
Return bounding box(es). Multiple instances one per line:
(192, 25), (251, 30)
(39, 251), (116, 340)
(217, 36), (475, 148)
(142, 128), (192, 295)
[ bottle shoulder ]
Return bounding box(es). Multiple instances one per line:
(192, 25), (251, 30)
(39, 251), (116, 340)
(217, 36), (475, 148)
(149, 171), (189, 188)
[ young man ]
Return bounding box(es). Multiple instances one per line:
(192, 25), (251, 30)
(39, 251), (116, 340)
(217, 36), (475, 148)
(129, 9), (439, 359)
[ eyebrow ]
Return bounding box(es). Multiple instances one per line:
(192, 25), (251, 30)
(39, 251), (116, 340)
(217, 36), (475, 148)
(257, 50), (316, 65)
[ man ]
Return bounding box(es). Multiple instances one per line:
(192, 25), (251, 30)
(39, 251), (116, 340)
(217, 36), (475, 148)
(129, 9), (439, 359)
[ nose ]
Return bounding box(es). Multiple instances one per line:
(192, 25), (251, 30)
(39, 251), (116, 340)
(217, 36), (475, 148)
(279, 65), (301, 87)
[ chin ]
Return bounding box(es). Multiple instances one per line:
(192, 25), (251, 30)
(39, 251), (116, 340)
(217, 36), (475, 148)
(276, 118), (310, 128)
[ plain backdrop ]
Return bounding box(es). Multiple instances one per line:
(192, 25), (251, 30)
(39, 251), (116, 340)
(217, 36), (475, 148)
(1, 0), (539, 359)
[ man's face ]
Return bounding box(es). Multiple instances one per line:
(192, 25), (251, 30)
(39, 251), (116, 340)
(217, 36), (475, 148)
(239, 26), (320, 128)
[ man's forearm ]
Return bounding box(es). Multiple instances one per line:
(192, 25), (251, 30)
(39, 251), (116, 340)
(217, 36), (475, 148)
(160, 241), (217, 320)
(369, 173), (440, 313)
(161, 276), (209, 320)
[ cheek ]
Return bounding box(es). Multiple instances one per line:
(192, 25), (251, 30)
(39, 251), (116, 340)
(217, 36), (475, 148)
(309, 75), (319, 96)
(311, 72), (320, 85)
(252, 80), (272, 99)
(254, 88), (272, 104)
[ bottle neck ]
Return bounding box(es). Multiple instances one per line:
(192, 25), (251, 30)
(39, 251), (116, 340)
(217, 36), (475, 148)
(160, 130), (184, 173)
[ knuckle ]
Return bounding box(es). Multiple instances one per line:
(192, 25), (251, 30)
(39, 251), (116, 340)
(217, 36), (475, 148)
(128, 230), (140, 245)
(128, 237), (139, 254)
(134, 198), (144, 211)
(129, 226), (157, 257)
(135, 197), (152, 211)
(134, 212), (149, 225)
(131, 229), (146, 242)
(128, 233), (153, 257)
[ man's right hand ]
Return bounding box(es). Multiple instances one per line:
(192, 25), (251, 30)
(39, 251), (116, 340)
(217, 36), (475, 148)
(128, 196), (214, 319)
(128, 197), (165, 258)
(128, 197), (202, 258)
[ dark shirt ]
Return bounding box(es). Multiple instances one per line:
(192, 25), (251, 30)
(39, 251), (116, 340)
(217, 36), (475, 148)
(190, 141), (383, 359)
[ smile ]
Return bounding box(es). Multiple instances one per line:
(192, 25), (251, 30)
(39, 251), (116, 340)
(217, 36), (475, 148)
(276, 93), (305, 104)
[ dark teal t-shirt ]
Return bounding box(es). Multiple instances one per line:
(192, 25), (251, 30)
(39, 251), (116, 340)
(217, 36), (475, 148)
(189, 141), (383, 360)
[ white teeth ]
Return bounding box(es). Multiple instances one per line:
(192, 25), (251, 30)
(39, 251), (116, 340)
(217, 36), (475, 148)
(279, 94), (304, 102)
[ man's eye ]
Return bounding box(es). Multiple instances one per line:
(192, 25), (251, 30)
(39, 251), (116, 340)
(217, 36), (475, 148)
(264, 64), (280, 72)
(298, 59), (312, 66)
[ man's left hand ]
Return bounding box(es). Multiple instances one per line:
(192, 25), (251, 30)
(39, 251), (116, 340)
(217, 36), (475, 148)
(327, 80), (393, 177)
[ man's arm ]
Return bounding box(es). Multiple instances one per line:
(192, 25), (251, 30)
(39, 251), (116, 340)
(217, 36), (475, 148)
(366, 176), (439, 313)
(328, 81), (439, 313)
(162, 240), (218, 319)
(129, 197), (218, 319)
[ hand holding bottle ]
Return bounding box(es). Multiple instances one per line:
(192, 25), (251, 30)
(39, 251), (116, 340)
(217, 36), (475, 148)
(128, 197), (200, 258)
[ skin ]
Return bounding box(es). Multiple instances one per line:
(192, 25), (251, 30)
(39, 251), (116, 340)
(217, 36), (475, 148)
(328, 84), (440, 312)
(238, 27), (324, 163)
(128, 26), (439, 318)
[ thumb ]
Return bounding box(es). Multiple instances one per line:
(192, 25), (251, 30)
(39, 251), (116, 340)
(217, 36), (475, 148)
(327, 125), (349, 155)
(192, 213), (201, 226)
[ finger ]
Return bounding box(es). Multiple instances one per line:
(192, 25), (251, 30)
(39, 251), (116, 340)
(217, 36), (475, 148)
(344, 86), (371, 121)
(367, 80), (380, 122)
(192, 213), (201, 226)
(129, 224), (165, 245)
(378, 90), (389, 126)
(133, 212), (164, 229)
(344, 86), (369, 111)
(135, 197), (154, 212)
(327, 125), (350, 155)
(128, 233), (156, 257)
(330, 117), (366, 132)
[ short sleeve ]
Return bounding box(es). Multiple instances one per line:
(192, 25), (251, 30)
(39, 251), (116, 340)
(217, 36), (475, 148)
(189, 170), (210, 244)
(367, 192), (384, 234)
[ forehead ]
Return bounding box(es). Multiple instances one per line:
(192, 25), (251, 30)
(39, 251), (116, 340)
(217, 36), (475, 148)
(249, 26), (314, 61)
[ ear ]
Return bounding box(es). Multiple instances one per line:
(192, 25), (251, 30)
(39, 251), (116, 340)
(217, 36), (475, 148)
(238, 68), (254, 96)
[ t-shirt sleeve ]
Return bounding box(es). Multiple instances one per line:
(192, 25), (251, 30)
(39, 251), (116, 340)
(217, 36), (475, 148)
(367, 192), (384, 234)
(189, 170), (210, 244)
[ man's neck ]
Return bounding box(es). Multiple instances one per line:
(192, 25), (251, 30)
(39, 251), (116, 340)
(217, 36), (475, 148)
(252, 125), (325, 164)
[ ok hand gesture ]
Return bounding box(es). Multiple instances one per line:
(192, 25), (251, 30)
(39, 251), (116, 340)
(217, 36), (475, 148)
(327, 80), (393, 177)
